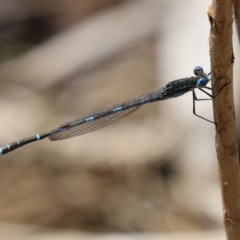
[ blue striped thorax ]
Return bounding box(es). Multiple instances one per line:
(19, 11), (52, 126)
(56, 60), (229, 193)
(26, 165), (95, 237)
(161, 66), (209, 100)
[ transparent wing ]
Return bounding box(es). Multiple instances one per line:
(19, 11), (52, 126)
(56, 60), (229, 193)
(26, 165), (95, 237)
(49, 105), (141, 141)
(49, 86), (167, 141)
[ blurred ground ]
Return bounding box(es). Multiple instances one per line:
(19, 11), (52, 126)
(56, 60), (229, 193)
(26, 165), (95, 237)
(0, 0), (239, 239)
(0, 222), (227, 240)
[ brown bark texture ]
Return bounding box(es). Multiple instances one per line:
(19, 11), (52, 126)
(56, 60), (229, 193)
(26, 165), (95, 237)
(208, 0), (240, 239)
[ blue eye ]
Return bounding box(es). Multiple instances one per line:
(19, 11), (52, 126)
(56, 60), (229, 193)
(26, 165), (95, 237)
(194, 66), (203, 75)
(197, 77), (208, 87)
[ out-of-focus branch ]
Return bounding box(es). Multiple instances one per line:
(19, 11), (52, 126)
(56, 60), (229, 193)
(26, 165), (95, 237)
(208, 1), (240, 239)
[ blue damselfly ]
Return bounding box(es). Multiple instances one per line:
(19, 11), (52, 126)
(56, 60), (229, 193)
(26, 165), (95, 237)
(0, 66), (215, 155)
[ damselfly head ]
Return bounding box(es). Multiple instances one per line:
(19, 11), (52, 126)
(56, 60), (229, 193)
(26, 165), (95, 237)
(196, 77), (209, 87)
(193, 66), (204, 76)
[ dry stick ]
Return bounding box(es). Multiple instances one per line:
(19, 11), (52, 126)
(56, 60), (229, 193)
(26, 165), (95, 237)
(208, 1), (240, 240)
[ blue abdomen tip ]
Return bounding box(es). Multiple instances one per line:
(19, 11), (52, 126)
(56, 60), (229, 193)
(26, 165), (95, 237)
(0, 148), (3, 155)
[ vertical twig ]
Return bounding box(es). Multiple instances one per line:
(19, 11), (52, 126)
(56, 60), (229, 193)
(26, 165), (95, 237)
(208, 1), (240, 239)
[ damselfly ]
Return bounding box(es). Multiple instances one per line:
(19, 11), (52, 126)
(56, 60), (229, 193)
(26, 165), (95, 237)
(0, 66), (215, 155)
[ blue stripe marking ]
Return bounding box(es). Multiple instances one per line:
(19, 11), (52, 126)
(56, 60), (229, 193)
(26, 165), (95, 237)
(36, 134), (41, 140)
(7, 144), (10, 150)
(0, 148), (2, 155)
(17, 140), (20, 146)
(113, 106), (122, 112)
(85, 116), (94, 122)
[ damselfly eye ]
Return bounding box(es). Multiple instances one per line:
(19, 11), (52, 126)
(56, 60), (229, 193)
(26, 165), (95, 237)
(194, 66), (203, 76)
(197, 77), (208, 87)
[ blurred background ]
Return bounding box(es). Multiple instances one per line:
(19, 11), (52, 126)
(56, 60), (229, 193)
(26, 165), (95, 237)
(0, 0), (239, 239)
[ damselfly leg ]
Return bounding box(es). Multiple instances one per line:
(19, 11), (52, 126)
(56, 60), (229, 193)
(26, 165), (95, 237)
(192, 80), (230, 127)
(192, 89), (215, 124)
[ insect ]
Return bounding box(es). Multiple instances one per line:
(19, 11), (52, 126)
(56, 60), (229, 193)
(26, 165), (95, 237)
(0, 66), (215, 155)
